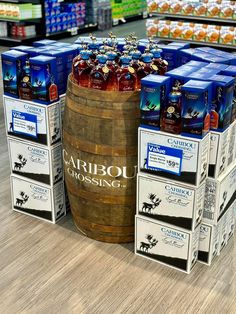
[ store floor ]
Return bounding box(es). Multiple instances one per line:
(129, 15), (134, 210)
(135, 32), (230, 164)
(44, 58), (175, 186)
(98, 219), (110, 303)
(0, 20), (235, 313)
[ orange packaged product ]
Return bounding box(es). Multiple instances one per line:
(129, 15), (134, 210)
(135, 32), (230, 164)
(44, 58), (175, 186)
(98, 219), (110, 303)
(157, 1), (170, 13)
(193, 24), (208, 42)
(157, 20), (170, 38)
(193, 2), (207, 16)
(169, 1), (182, 14)
(206, 25), (221, 43)
(219, 26), (234, 45)
(146, 19), (159, 37)
(148, 0), (158, 13)
(207, 0), (221, 17)
(182, 3), (194, 15)
(220, 1), (234, 19)
(170, 21), (183, 39)
(181, 22), (194, 40)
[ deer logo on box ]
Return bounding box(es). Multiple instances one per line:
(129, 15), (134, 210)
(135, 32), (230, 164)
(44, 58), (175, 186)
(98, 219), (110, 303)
(14, 154), (27, 171)
(15, 191), (29, 207)
(140, 234), (158, 253)
(220, 191), (227, 212)
(142, 193), (162, 214)
(54, 167), (62, 182)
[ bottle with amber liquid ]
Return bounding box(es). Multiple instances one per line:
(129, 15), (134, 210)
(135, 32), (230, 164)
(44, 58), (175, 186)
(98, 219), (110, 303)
(137, 49), (157, 84)
(116, 53), (136, 92)
(151, 48), (168, 75)
(77, 50), (93, 88)
(19, 60), (32, 100)
(90, 54), (110, 90)
(161, 87), (182, 134)
(130, 49), (142, 90)
(106, 51), (118, 91)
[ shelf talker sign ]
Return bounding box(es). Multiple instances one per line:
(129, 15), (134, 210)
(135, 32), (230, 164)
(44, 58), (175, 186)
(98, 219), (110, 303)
(147, 143), (183, 176)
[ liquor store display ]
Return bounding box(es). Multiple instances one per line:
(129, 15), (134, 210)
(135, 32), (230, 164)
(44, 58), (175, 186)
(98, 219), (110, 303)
(1, 33), (236, 273)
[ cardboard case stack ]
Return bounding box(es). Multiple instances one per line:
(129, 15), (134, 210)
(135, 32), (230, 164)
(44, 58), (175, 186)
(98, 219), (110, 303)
(4, 95), (67, 224)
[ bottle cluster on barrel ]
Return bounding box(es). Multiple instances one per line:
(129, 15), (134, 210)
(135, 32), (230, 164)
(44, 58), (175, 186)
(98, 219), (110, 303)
(72, 33), (168, 91)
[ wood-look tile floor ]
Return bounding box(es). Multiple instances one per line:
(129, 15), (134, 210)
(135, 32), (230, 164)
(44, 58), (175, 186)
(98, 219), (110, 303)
(0, 21), (235, 313)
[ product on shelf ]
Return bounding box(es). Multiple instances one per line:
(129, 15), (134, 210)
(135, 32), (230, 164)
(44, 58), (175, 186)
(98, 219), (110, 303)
(0, 21), (7, 37)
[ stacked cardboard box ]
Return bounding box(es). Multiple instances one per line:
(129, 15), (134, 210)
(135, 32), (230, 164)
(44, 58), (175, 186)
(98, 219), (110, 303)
(3, 95), (66, 223)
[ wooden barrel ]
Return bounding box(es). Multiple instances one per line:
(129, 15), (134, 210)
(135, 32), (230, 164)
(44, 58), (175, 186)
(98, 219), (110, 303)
(63, 75), (140, 243)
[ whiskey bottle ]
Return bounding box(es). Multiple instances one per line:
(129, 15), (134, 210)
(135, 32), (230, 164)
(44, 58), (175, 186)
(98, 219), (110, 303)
(151, 48), (168, 75)
(77, 50), (93, 88)
(116, 53), (137, 91)
(90, 54), (110, 90)
(19, 61), (32, 100)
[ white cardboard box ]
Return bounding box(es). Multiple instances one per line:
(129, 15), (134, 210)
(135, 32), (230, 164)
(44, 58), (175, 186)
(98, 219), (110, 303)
(203, 164), (236, 225)
(3, 96), (61, 147)
(59, 94), (66, 122)
(11, 175), (66, 223)
(208, 128), (230, 179)
(228, 121), (236, 168)
(198, 223), (221, 266)
(8, 137), (63, 186)
(138, 127), (210, 187)
(135, 215), (200, 274)
(137, 172), (205, 231)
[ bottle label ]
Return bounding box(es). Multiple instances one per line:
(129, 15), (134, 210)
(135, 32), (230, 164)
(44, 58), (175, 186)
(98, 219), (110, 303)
(49, 83), (58, 102)
(128, 66), (135, 74)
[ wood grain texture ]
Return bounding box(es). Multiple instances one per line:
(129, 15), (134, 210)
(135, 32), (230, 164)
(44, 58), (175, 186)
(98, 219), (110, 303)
(0, 22), (236, 312)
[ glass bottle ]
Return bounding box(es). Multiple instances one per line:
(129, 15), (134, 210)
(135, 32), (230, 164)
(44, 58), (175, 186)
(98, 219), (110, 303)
(90, 54), (110, 90)
(116, 54), (137, 91)
(106, 51), (118, 91)
(137, 50), (156, 85)
(19, 60), (32, 100)
(130, 49), (142, 90)
(151, 48), (168, 75)
(77, 50), (93, 88)
(161, 87), (182, 134)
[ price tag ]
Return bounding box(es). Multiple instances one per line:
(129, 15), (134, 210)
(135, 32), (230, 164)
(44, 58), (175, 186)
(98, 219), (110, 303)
(143, 11), (148, 18)
(70, 28), (78, 36)
(12, 110), (37, 138)
(147, 143), (183, 176)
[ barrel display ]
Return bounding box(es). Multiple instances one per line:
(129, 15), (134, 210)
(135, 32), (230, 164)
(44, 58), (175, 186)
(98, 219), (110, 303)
(63, 75), (140, 243)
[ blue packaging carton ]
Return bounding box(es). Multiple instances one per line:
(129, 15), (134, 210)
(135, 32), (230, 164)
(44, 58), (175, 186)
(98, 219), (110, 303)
(33, 39), (57, 47)
(161, 46), (183, 70)
(181, 80), (212, 138)
(186, 68), (220, 81)
(29, 55), (59, 104)
(209, 75), (234, 130)
(193, 52), (229, 64)
(221, 66), (236, 122)
(167, 42), (190, 49)
(205, 63), (228, 71)
(56, 46), (77, 67)
(10, 45), (33, 52)
(178, 48), (198, 65)
(51, 42), (70, 48)
(196, 47), (236, 65)
(166, 66), (195, 88)
(74, 37), (92, 45)
(140, 75), (170, 128)
(184, 60), (209, 68)
(2, 50), (28, 98)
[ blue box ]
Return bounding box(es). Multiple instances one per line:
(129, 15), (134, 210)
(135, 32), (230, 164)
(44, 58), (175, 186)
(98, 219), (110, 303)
(221, 66), (236, 122)
(51, 42), (70, 48)
(205, 63), (228, 71)
(167, 42), (190, 49)
(56, 46), (77, 64)
(161, 46), (183, 71)
(178, 48), (198, 65)
(166, 66), (195, 88)
(140, 75), (171, 128)
(181, 80), (212, 138)
(74, 37), (92, 45)
(10, 45), (33, 52)
(40, 50), (65, 72)
(1, 50), (28, 98)
(29, 55), (59, 104)
(186, 68), (220, 81)
(193, 52), (229, 64)
(33, 39), (57, 47)
(209, 75), (234, 130)
(196, 47), (236, 65)
(184, 60), (209, 68)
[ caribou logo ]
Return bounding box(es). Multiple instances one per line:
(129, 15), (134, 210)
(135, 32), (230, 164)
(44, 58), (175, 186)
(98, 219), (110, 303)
(16, 191), (29, 207)
(14, 154), (27, 171)
(141, 193), (161, 214)
(139, 234), (158, 253)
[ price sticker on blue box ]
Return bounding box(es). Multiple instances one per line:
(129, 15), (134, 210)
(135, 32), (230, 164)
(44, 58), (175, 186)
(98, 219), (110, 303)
(12, 110), (37, 138)
(147, 143), (183, 176)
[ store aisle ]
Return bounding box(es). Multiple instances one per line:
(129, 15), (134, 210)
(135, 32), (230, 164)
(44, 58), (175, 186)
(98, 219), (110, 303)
(0, 21), (236, 314)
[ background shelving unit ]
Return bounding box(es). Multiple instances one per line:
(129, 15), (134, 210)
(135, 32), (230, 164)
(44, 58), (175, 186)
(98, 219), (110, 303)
(0, 0), (45, 45)
(147, 0), (236, 50)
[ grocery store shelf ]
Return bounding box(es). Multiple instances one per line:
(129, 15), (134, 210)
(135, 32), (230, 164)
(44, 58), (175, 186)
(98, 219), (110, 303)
(0, 17), (42, 23)
(150, 13), (236, 25)
(46, 23), (97, 38)
(0, 0), (40, 3)
(157, 37), (236, 50)
(0, 34), (42, 45)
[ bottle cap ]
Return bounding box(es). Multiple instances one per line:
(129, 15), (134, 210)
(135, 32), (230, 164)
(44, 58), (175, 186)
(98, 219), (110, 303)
(106, 51), (117, 61)
(131, 50), (142, 60)
(151, 48), (162, 58)
(80, 50), (90, 60)
(97, 54), (108, 64)
(142, 52), (153, 63)
(120, 55), (132, 65)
